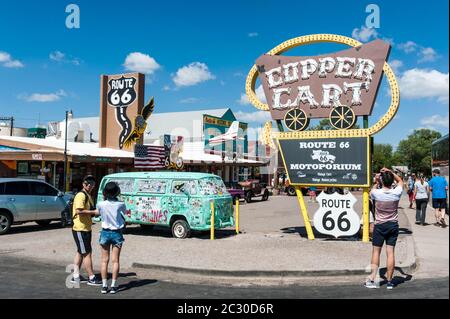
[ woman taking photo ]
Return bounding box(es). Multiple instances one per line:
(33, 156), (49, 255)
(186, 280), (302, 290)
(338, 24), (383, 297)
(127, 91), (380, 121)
(96, 182), (126, 294)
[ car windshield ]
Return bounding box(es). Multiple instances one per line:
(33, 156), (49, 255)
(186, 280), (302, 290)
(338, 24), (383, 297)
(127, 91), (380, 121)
(198, 178), (228, 196)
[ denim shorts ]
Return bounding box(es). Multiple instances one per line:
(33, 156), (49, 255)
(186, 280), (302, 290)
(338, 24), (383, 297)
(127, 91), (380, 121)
(99, 229), (124, 248)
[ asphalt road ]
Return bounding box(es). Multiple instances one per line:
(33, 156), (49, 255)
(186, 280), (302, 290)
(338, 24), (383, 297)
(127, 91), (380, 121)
(0, 255), (447, 299)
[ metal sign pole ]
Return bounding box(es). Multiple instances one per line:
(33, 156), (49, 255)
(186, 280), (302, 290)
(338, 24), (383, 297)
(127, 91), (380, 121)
(362, 188), (370, 242)
(295, 186), (315, 240)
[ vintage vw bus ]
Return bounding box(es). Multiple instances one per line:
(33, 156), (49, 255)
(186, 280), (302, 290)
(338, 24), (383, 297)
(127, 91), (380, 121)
(97, 172), (234, 238)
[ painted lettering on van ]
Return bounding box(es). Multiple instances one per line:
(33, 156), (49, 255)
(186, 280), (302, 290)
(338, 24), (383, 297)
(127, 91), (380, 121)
(141, 210), (168, 223)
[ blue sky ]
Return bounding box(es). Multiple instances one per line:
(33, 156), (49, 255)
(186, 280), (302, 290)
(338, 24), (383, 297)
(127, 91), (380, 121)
(0, 0), (448, 148)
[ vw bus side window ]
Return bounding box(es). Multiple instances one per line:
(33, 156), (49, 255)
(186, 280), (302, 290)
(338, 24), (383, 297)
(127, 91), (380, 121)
(136, 179), (167, 194)
(198, 178), (228, 196)
(108, 179), (134, 194)
(171, 180), (197, 195)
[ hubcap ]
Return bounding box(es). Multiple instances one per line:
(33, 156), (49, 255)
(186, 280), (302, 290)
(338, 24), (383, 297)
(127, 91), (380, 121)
(0, 216), (8, 230)
(174, 224), (185, 237)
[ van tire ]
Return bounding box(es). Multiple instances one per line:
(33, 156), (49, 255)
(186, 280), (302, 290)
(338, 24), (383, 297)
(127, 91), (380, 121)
(232, 196), (240, 205)
(171, 219), (191, 239)
(262, 190), (269, 201)
(0, 211), (12, 235)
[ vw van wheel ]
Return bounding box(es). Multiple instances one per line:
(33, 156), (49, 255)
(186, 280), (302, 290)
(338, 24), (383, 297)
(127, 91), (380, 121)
(171, 220), (191, 239)
(0, 212), (12, 235)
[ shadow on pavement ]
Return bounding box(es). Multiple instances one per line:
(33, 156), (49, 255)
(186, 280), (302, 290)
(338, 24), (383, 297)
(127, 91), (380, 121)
(281, 226), (361, 240)
(5, 222), (64, 235)
(123, 225), (237, 240)
(379, 266), (413, 287)
(118, 279), (159, 292)
(399, 228), (413, 235)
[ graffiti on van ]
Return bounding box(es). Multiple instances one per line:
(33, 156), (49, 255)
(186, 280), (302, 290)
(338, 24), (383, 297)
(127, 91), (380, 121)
(135, 196), (168, 223)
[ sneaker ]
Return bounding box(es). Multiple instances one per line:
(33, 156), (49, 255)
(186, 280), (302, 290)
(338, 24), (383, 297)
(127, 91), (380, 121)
(87, 276), (102, 286)
(386, 281), (395, 290)
(70, 275), (88, 284)
(109, 286), (118, 294)
(364, 279), (378, 289)
(101, 286), (108, 294)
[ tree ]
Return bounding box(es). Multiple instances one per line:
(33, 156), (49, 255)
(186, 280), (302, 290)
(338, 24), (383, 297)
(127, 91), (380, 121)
(373, 143), (394, 172)
(394, 129), (441, 176)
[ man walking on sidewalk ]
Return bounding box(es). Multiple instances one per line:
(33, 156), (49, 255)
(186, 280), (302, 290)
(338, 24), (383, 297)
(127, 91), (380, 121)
(365, 168), (403, 290)
(428, 169), (448, 227)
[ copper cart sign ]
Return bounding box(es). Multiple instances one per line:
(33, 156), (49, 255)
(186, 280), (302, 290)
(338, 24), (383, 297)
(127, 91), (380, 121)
(245, 34), (400, 241)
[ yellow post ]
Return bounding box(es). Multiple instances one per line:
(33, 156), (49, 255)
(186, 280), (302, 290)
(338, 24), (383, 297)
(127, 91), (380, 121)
(362, 188), (370, 242)
(295, 186), (315, 240)
(235, 198), (239, 234)
(210, 201), (215, 240)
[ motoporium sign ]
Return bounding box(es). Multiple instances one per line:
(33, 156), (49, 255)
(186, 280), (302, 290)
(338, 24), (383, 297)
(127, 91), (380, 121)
(245, 34), (400, 241)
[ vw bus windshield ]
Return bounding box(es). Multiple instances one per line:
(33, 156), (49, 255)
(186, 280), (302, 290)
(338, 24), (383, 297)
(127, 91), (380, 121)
(198, 178), (228, 196)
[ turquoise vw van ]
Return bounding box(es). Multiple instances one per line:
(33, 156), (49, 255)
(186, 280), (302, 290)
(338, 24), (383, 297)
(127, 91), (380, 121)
(97, 172), (234, 238)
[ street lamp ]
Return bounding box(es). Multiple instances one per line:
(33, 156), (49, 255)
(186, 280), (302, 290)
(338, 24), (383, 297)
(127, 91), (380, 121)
(63, 110), (72, 192)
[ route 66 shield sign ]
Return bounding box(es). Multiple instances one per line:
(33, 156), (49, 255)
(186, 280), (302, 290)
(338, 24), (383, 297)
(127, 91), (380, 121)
(313, 191), (360, 238)
(107, 76), (137, 107)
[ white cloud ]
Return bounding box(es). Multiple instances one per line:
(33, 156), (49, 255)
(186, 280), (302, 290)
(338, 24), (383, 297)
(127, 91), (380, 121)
(248, 32), (259, 37)
(19, 90), (66, 102)
(352, 26), (378, 42)
(398, 41), (418, 53)
(389, 59), (403, 74)
(172, 62), (215, 87)
(179, 97), (200, 104)
(233, 72), (244, 77)
(49, 50), (81, 65)
(238, 85), (267, 105)
(235, 110), (271, 124)
(420, 114), (449, 130)
(0, 51), (24, 68)
(418, 47), (438, 63)
(123, 52), (161, 75)
(398, 68), (449, 103)
(162, 85), (171, 91)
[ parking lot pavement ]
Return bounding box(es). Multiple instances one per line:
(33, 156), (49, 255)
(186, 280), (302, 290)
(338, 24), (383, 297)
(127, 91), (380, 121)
(0, 194), (416, 285)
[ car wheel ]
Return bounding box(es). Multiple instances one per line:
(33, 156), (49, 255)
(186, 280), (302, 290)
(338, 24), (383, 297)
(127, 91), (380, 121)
(287, 186), (296, 196)
(36, 220), (51, 226)
(245, 192), (252, 203)
(0, 212), (12, 235)
(262, 190), (269, 201)
(171, 219), (191, 239)
(232, 196), (240, 205)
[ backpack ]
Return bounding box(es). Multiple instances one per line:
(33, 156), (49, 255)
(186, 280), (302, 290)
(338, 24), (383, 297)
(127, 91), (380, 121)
(61, 190), (90, 228)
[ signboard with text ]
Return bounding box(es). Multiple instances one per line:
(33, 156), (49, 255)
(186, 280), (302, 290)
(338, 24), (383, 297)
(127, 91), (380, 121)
(278, 137), (370, 187)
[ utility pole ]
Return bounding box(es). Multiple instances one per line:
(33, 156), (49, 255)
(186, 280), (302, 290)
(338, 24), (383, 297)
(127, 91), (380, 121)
(0, 117), (14, 136)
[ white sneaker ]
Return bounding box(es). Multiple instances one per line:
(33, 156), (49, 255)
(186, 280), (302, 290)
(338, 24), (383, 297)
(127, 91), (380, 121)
(364, 279), (379, 289)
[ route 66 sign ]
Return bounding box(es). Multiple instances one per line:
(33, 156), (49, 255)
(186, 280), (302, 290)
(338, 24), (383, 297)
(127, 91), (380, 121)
(313, 191), (360, 238)
(107, 76), (137, 107)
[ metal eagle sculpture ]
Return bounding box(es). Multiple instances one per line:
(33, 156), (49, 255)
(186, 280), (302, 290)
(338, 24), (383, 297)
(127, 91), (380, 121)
(123, 97), (155, 149)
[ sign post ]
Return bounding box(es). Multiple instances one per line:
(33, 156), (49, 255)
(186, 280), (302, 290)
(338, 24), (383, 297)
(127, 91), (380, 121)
(295, 186), (315, 240)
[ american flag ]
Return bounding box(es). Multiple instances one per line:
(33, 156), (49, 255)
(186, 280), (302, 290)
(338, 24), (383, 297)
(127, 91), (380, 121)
(134, 144), (165, 169)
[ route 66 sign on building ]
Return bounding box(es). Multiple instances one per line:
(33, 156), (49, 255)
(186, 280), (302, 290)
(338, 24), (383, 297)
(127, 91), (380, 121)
(313, 191), (360, 238)
(99, 72), (145, 151)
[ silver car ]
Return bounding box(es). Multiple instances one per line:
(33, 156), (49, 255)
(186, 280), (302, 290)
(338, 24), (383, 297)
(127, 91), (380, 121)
(0, 178), (72, 235)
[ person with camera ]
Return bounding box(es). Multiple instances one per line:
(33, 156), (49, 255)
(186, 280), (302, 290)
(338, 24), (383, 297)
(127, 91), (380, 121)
(364, 168), (403, 290)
